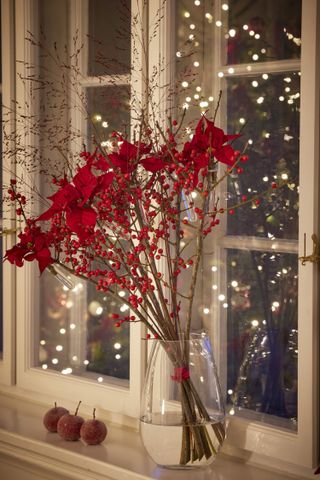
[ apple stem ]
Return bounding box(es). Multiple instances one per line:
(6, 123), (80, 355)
(54, 401), (57, 409)
(75, 400), (81, 416)
(93, 408), (96, 419)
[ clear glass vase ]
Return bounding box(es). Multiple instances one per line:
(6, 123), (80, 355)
(140, 333), (226, 469)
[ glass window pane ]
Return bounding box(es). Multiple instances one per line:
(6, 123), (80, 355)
(175, 0), (215, 118)
(86, 85), (131, 149)
(88, 0), (131, 76)
(38, 271), (129, 381)
(226, 72), (300, 240)
(34, 1), (131, 383)
(226, 249), (297, 430)
(224, 0), (301, 65)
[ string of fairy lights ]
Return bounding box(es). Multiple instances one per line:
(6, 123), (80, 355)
(39, 0), (299, 421)
(175, 0), (299, 420)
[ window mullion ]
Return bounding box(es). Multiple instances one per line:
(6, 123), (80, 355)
(79, 74), (131, 88)
(219, 235), (299, 254)
(219, 59), (301, 77)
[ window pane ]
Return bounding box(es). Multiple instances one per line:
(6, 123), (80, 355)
(226, 72), (300, 240)
(225, 0), (301, 65)
(38, 271), (129, 381)
(175, 0), (215, 118)
(88, 0), (131, 76)
(226, 249), (297, 430)
(174, 1), (300, 432)
(86, 85), (131, 149)
(34, 1), (131, 383)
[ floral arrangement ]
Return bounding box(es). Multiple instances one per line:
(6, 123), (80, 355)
(4, 114), (253, 338)
(4, 110), (276, 464)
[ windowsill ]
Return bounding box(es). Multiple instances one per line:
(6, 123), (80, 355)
(0, 391), (313, 480)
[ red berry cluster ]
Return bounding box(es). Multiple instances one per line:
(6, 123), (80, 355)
(4, 114), (272, 339)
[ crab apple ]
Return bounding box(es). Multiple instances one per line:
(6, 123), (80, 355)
(43, 402), (69, 432)
(57, 401), (84, 441)
(80, 408), (107, 445)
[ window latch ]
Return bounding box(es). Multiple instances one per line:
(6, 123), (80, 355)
(299, 233), (320, 265)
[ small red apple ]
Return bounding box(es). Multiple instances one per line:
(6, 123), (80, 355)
(43, 402), (69, 432)
(80, 408), (107, 445)
(57, 401), (84, 441)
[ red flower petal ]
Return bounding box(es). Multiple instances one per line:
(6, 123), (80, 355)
(214, 145), (237, 166)
(96, 172), (115, 193)
(66, 206), (97, 239)
(141, 156), (165, 173)
(73, 165), (98, 205)
(37, 184), (80, 221)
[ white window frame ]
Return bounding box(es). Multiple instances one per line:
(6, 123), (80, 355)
(13, 0), (146, 420)
(0, 0), (16, 386)
(0, 0), (318, 475)
(208, 0), (319, 471)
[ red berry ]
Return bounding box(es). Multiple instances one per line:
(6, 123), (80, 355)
(271, 182), (277, 189)
(229, 209), (235, 215)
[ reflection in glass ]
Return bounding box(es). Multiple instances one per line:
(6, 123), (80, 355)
(36, 2), (132, 381)
(175, 0), (215, 119)
(88, 0), (131, 76)
(86, 85), (131, 150)
(226, 249), (297, 429)
(39, 270), (129, 380)
(227, 73), (300, 240)
(225, 0), (301, 64)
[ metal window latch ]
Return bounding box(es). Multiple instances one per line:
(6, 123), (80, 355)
(299, 233), (320, 265)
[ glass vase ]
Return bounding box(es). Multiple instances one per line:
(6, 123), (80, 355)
(140, 333), (226, 469)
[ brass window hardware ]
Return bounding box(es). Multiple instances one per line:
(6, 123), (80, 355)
(299, 233), (320, 265)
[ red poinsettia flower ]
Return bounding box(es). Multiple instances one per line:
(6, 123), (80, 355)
(37, 183), (80, 221)
(65, 205), (97, 241)
(36, 164), (109, 240)
(72, 164), (98, 206)
(204, 117), (240, 165)
(108, 140), (138, 173)
(4, 228), (54, 273)
(183, 116), (240, 167)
